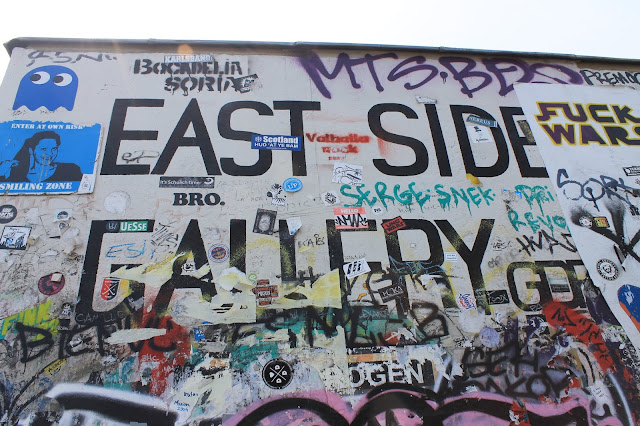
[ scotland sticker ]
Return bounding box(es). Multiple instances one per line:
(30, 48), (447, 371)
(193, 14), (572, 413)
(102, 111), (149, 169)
(251, 134), (301, 151)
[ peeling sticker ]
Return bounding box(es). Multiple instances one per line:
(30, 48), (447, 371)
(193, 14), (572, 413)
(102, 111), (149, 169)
(104, 191), (131, 214)
(467, 115), (497, 127)
(53, 209), (72, 222)
(415, 96), (437, 104)
(286, 217), (302, 235)
(38, 272), (65, 295)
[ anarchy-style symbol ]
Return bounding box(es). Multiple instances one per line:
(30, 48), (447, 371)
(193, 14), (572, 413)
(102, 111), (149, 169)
(262, 359), (293, 389)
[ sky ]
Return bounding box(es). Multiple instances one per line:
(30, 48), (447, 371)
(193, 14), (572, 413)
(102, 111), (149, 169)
(0, 0), (638, 81)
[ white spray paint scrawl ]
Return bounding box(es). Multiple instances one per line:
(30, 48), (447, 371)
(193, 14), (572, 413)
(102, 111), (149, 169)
(332, 162), (363, 186)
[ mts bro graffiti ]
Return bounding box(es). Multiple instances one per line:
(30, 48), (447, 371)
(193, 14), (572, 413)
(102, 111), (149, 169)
(535, 102), (640, 146)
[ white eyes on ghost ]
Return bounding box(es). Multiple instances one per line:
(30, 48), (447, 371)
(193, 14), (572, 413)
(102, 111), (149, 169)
(29, 71), (73, 86)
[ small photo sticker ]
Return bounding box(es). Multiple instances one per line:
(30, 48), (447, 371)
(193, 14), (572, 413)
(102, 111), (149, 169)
(253, 209), (277, 235)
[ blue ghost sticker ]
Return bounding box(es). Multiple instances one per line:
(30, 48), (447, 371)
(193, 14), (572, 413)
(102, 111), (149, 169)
(13, 66), (78, 111)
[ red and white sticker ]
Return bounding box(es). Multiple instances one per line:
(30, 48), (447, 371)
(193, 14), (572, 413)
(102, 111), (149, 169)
(334, 207), (368, 229)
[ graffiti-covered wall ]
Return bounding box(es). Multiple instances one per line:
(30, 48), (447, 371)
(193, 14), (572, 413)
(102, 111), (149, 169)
(1, 40), (640, 425)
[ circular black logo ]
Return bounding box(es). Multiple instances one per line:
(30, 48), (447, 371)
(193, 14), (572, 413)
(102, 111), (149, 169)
(596, 259), (619, 281)
(0, 205), (17, 224)
(105, 221), (120, 232)
(262, 359), (293, 389)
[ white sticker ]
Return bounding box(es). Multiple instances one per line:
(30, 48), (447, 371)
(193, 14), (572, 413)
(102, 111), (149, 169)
(53, 209), (72, 222)
(286, 217), (302, 235)
(78, 174), (94, 194)
(415, 96), (437, 104)
(343, 258), (371, 279)
(321, 191), (341, 206)
(445, 252), (458, 262)
(466, 124), (494, 144)
(332, 162), (363, 186)
(371, 205), (384, 216)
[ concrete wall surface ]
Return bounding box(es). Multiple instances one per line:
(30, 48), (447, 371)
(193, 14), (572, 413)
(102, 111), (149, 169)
(0, 40), (639, 425)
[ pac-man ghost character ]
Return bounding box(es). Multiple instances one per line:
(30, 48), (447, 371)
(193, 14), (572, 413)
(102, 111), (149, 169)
(13, 66), (78, 111)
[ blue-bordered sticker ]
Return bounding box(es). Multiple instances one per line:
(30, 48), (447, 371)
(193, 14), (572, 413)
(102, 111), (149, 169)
(251, 134), (301, 151)
(283, 177), (302, 192)
(208, 244), (230, 262)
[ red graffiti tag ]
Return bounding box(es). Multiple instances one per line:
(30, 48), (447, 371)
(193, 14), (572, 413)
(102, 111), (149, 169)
(542, 301), (615, 372)
(135, 314), (191, 396)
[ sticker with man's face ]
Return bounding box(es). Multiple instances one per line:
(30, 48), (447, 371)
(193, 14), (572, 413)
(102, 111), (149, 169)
(253, 209), (277, 235)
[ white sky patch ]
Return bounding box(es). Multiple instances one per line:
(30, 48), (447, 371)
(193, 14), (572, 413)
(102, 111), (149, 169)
(0, 0), (637, 86)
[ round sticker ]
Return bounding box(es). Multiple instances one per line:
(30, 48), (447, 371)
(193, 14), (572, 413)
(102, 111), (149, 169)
(262, 359), (293, 389)
(479, 327), (500, 348)
(282, 177), (303, 192)
(208, 244), (230, 262)
(248, 273), (258, 282)
(104, 191), (131, 214)
(371, 205), (384, 216)
(0, 205), (17, 224)
(596, 259), (619, 281)
(578, 215), (593, 228)
(38, 273), (65, 296)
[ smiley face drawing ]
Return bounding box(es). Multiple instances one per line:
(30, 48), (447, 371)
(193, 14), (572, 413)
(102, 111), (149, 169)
(13, 66), (78, 111)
